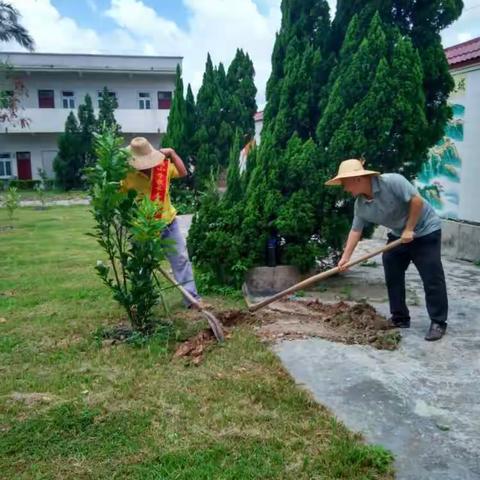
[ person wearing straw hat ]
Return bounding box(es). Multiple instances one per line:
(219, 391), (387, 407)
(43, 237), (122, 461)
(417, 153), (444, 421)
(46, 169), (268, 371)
(123, 137), (202, 308)
(326, 159), (448, 341)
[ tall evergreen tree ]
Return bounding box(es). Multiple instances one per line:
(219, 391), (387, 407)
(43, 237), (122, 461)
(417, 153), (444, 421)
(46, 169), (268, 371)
(54, 112), (83, 190)
(215, 61), (234, 168)
(193, 54), (221, 187)
(224, 130), (243, 206)
(184, 83), (197, 159)
(263, 0), (332, 145)
(329, 0), (463, 151)
(97, 86), (120, 134)
(192, 0), (462, 286)
(236, 0), (333, 272)
(227, 49), (257, 142)
(161, 64), (187, 160)
(77, 94), (96, 167)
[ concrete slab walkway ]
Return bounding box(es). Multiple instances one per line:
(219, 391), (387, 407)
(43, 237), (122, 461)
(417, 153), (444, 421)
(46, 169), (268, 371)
(275, 238), (480, 480)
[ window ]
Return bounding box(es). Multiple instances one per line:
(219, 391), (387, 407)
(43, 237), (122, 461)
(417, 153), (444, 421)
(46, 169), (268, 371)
(38, 89), (55, 108)
(97, 90), (117, 108)
(138, 92), (151, 110)
(62, 91), (75, 109)
(157, 91), (172, 109)
(0, 153), (12, 177)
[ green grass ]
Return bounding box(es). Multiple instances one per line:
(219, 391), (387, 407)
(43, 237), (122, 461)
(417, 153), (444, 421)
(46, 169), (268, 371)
(0, 206), (394, 479)
(0, 189), (89, 202)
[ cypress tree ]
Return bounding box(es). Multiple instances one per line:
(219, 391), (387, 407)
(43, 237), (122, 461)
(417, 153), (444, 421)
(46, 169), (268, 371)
(223, 130), (242, 206)
(227, 49), (257, 141)
(184, 83), (197, 161)
(330, 0), (463, 150)
(54, 112), (83, 190)
(97, 86), (120, 134)
(193, 54), (222, 187)
(77, 94), (96, 167)
(162, 64), (187, 160)
(263, 0), (332, 144)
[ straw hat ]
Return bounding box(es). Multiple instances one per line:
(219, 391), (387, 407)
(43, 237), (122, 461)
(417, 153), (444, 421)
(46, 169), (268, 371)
(127, 137), (165, 170)
(325, 159), (380, 186)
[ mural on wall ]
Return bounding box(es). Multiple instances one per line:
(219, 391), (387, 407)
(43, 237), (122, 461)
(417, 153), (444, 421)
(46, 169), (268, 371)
(416, 75), (465, 219)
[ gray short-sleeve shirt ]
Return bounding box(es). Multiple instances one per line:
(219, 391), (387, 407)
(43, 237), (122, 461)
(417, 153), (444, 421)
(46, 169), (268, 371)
(351, 174), (441, 238)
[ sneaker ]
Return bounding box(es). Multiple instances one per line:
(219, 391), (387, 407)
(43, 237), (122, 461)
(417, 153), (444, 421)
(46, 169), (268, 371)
(387, 317), (411, 328)
(425, 322), (447, 341)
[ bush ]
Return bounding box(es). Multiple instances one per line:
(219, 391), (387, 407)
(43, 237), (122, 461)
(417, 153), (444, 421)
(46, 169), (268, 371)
(9, 179), (41, 190)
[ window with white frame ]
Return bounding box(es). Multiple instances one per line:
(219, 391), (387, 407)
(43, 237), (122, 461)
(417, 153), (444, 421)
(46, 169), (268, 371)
(0, 153), (12, 177)
(97, 90), (117, 108)
(138, 92), (151, 110)
(62, 91), (75, 109)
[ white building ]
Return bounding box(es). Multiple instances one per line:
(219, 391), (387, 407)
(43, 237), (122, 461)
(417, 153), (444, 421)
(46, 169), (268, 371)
(416, 36), (480, 224)
(0, 52), (181, 181)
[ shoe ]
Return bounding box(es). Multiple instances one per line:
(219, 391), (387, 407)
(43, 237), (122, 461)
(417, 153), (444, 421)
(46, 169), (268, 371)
(425, 322), (447, 341)
(387, 317), (411, 328)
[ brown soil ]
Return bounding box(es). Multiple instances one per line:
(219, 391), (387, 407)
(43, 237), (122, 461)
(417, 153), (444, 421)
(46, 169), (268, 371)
(253, 299), (401, 350)
(174, 299), (401, 364)
(174, 330), (217, 365)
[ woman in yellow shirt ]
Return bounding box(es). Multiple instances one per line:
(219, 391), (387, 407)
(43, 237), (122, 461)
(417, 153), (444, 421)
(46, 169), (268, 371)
(124, 137), (201, 307)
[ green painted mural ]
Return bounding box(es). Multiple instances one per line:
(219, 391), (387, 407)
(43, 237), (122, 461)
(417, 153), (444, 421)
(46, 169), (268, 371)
(416, 103), (464, 219)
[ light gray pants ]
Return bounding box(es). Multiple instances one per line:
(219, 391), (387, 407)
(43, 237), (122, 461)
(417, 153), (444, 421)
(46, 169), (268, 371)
(162, 218), (199, 303)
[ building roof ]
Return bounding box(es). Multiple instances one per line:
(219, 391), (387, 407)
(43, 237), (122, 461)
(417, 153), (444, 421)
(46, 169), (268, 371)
(445, 36), (480, 69)
(0, 51), (182, 74)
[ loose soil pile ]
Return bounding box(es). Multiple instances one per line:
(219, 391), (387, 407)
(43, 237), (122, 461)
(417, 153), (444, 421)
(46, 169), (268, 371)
(175, 299), (401, 363)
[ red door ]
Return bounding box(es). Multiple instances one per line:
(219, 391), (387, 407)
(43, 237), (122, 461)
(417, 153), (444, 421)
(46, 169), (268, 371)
(16, 152), (32, 180)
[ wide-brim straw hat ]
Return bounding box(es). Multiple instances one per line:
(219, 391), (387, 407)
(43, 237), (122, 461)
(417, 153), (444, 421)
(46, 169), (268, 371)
(127, 137), (165, 170)
(325, 158), (380, 186)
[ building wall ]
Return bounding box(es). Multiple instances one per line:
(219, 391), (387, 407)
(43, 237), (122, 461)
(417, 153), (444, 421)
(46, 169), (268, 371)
(1, 71), (173, 134)
(10, 71), (175, 110)
(417, 66), (480, 223)
(0, 132), (161, 180)
(0, 62), (177, 180)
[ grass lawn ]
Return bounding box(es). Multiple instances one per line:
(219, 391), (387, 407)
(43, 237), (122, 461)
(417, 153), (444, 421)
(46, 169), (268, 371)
(0, 206), (394, 479)
(0, 189), (89, 203)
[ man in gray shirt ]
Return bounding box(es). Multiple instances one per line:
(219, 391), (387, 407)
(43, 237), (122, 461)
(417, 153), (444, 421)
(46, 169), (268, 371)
(326, 159), (448, 341)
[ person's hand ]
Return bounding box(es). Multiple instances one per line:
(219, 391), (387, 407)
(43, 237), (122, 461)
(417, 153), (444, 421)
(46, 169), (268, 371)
(338, 255), (351, 272)
(401, 229), (415, 243)
(160, 147), (175, 158)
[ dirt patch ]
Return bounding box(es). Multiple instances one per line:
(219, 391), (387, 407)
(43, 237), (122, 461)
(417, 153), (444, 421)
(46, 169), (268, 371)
(9, 392), (55, 406)
(254, 299), (400, 350)
(174, 330), (217, 365)
(176, 299), (400, 359)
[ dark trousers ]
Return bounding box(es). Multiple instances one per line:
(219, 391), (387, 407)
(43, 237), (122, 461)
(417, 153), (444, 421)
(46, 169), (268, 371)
(382, 230), (448, 325)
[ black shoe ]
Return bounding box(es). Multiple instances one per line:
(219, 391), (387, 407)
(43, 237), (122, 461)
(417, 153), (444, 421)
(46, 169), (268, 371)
(425, 322), (447, 341)
(388, 317), (411, 328)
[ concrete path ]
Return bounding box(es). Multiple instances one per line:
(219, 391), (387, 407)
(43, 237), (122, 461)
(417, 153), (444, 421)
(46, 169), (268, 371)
(18, 198), (90, 207)
(275, 238), (480, 480)
(177, 215), (480, 478)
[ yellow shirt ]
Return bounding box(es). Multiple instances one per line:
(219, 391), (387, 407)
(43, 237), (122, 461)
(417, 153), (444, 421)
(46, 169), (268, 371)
(121, 161), (180, 224)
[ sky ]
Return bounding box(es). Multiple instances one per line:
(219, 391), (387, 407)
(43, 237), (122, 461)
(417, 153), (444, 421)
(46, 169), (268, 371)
(3, 0), (480, 108)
